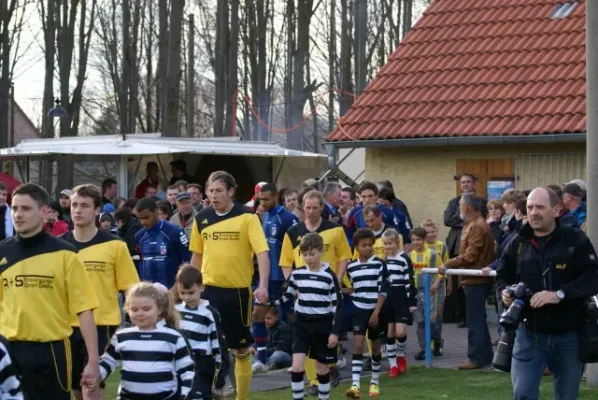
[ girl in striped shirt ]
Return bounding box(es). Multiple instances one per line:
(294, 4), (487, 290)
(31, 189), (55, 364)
(99, 282), (195, 400)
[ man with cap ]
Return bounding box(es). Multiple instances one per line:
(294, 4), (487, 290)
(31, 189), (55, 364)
(564, 179), (587, 199)
(245, 182), (266, 210)
(562, 183), (587, 227)
(59, 189), (73, 228)
(169, 192), (198, 240)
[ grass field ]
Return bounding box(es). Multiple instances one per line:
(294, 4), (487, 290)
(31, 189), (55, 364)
(103, 366), (597, 399)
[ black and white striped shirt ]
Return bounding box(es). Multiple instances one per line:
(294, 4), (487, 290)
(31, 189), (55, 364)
(386, 252), (417, 301)
(99, 325), (195, 399)
(0, 338), (22, 400)
(346, 256), (388, 310)
(176, 301), (223, 369)
(281, 263), (344, 334)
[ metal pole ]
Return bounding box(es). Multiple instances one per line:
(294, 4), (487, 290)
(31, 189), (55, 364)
(586, 0), (598, 387)
(424, 273), (432, 367)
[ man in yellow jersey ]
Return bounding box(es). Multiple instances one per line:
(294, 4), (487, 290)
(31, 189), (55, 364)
(0, 183), (100, 400)
(280, 189), (352, 392)
(189, 171), (270, 400)
(62, 184), (140, 400)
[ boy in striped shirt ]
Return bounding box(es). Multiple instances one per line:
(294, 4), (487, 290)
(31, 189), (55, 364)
(175, 265), (225, 400)
(344, 229), (388, 399)
(278, 233), (343, 400)
(0, 335), (23, 400)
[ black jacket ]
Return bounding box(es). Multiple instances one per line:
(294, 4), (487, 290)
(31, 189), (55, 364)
(267, 320), (293, 356)
(495, 220), (598, 334)
(392, 198), (413, 229)
(118, 218), (143, 258)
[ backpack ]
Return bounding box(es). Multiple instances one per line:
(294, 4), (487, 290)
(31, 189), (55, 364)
(580, 295), (598, 363)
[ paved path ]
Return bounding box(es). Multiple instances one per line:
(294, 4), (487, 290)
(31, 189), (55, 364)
(247, 320), (500, 393)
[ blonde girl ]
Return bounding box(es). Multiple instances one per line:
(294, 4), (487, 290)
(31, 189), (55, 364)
(98, 282), (193, 399)
(382, 229), (417, 377)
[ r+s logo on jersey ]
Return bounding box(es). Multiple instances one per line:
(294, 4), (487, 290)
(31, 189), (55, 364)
(202, 231), (241, 241)
(3, 274), (55, 289)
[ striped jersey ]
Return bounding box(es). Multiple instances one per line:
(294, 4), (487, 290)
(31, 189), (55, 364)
(280, 263), (344, 334)
(386, 251), (417, 303)
(175, 300), (223, 369)
(99, 325), (195, 399)
(0, 337), (22, 400)
(345, 256), (388, 310)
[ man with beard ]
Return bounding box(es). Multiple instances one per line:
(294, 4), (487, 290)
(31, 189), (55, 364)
(58, 189), (73, 228)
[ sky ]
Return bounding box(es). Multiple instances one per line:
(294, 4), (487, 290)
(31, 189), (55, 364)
(12, 1), (428, 129)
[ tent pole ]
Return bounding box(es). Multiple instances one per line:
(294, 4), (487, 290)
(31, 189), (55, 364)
(118, 155), (128, 197)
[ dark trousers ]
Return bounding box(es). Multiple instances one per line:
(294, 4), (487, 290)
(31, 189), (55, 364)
(443, 276), (467, 323)
(11, 340), (71, 400)
(464, 285), (494, 366)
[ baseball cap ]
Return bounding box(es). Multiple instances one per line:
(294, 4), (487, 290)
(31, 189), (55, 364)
(563, 179), (587, 193)
(563, 183), (584, 198)
(59, 189), (72, 197)
(176, 192), (191, 202)
(102, 203), (116, 213)
(254, 182), (267, 195)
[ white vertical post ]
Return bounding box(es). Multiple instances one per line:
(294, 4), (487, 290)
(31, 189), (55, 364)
(424, 273), (432, 367)
(586, 0), (598, 387)
(118, 155), (129, 197)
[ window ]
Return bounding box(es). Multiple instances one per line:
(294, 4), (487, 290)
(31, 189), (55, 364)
(549, 2), (577, 20)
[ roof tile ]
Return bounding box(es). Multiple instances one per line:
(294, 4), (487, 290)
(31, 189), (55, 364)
(327, 0), (587, 142)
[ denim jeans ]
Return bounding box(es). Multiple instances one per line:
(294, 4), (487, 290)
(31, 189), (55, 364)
(511, 326), (582, 400)
(464, 285), (494, 366)
(268, 350), (292, 369)
(252, 350), (292, 369)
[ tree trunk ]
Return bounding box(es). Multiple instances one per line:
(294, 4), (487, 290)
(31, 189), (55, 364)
(39, 0), (57, 190)
(247, 0), (258, 140)
(402, 0), (412, 38)
(223, 0), (238, 137)
(0, 0), (11, 149)
(287, 0), (313, 150)
(145, 0), (154, 132)
(328, 0), (336, 134)
(256, 0), (269, 141)
(213, 0), (228, 136)
(163, 0), (184, 137)
(283, 0), (295, 132)
(157, 0), (169, 131)
(120, 0), (131, 135)
(339, 0), (354, 117)
(186, 13), (194, 137)
(354, 0), (367, 92)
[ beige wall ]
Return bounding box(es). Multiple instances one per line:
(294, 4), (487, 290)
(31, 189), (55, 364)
(365, 143), (586, 239)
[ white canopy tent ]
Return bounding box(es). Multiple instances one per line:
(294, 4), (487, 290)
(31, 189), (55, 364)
(0, 133), (327, 197)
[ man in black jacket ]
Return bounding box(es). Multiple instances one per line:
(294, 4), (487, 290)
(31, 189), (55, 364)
(114, 207), (143, 272)
(496, 187), (598, 400)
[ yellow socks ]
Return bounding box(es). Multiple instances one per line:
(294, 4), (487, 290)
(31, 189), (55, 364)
(234, 351), (252, 400)
(305, 358), (318, 386)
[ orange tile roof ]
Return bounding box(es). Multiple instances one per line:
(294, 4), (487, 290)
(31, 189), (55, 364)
(327, 0), (586, 143)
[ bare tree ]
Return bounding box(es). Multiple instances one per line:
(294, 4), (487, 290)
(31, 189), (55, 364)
(163, 0), (184, 137)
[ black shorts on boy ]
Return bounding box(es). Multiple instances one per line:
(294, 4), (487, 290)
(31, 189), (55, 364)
(293, 316), (338, 365)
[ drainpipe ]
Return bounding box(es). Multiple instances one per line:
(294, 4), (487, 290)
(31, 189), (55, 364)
(586, 0), (598, 387)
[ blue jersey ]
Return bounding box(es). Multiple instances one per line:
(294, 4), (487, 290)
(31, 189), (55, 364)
(262, 205), (299, 281)
(135, 220), (191, 288)
(346, 203), (412, 248)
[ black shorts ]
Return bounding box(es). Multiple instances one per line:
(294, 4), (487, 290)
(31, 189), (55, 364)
(351, 307), (386, 340)
(293, 317), (338, 364)
(10, 339), (71, 400)
(189, 354), (216, 399)
(202, 285), (253, 349)
(70, 325), (117, 390)
(385, 287), (412, 325)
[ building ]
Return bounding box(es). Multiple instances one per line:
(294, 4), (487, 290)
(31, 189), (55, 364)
(2, 100), (40, 184)
(326, 0), (586, 237)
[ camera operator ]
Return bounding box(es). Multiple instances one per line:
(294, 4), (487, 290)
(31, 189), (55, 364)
(496, 187), (598, 400)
